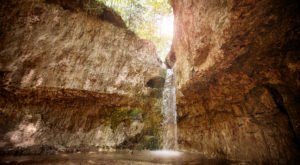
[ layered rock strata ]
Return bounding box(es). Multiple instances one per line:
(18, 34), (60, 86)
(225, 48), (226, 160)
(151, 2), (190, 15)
(170, 0), (300, 162)
(0, 0), (164, 154)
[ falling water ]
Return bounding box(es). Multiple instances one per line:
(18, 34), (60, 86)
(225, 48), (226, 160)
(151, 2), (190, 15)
(162, 69), (178, 150)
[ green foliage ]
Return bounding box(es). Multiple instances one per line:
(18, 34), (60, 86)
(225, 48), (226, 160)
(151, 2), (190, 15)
(142, 136), (160, 150)
(110, 107), (142, 130)
(127, 108), (141, 118)
(83, 0), (105, 15)
(97, 0), (173, 60)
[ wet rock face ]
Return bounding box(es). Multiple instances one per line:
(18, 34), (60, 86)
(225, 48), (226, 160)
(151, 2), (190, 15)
(171, 0), (300, 162)
(0, 0), (164, 153)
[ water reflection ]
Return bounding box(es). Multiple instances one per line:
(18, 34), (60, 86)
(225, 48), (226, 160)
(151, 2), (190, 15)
(0, 150), (238, 165)
(150, 150), (182, 157)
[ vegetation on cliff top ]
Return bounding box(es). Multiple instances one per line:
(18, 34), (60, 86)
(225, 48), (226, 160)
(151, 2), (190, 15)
(97, 0), (173, 60)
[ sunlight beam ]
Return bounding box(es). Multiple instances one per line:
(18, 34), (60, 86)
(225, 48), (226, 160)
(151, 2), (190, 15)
(157, 15), (174, 38)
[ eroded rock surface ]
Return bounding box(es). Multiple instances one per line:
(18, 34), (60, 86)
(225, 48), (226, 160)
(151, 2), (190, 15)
(171, 0), (300, 162)
(0, 0), (164, 154)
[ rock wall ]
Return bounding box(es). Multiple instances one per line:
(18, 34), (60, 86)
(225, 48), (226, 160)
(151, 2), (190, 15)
(171, 0), (300, 162)
(0, 0), (164, 154)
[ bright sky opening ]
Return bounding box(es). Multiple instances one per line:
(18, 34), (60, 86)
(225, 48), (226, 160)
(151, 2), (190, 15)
(158, 15), (174, 38)
(156, 15), (174, 60)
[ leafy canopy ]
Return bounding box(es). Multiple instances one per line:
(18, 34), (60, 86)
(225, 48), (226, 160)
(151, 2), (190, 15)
(97, 0), (173, 60)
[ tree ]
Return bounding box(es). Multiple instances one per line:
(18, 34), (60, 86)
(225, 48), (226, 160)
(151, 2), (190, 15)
(97, 0), (173, 60)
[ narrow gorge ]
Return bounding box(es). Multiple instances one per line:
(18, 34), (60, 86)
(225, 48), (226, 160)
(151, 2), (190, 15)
(1, 0), (300, 164)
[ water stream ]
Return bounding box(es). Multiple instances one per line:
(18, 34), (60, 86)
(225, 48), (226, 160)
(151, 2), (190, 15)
(161, 69), (178, 150)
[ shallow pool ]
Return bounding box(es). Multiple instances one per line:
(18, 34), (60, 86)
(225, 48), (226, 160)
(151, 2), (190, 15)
(0, 150), (246, 165)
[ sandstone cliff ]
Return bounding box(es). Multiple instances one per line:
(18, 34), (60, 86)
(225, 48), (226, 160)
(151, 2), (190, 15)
(170, 0), (300, 162)
(0, 0), (164, 153)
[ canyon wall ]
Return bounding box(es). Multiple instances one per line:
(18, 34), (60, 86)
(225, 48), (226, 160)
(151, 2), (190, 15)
(170, 0), (300, 162)
(0, 0), (164, 154)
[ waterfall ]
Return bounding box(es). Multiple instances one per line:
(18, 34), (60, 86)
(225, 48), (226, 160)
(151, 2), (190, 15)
(162, 69), (178, 150)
